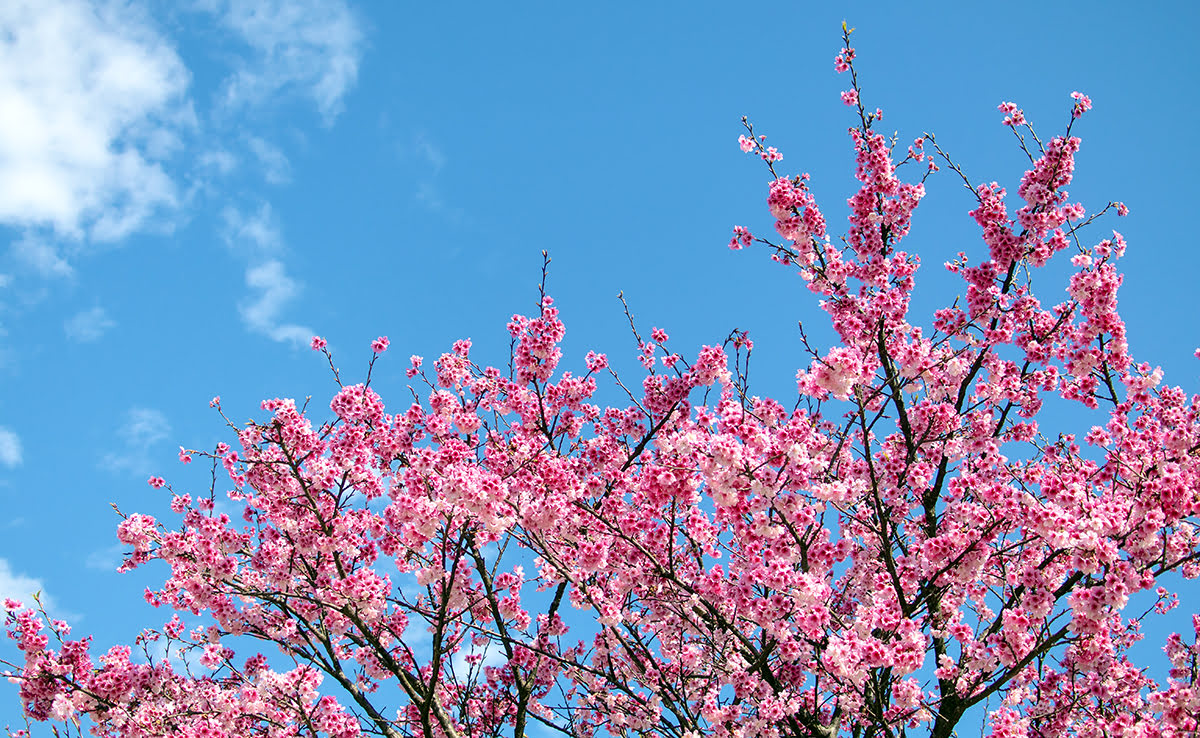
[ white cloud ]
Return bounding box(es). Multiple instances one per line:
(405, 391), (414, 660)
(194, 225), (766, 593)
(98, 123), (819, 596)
(102, 407), (170, 476)
(413, 133), (445, 173)
(222, 202), (309, 345)
(198, 149), (238, 175)
(85, 543), (123, 572)
(64, 306), (116, 342)
(240, 260), (311, 345)
(451, 639), (506, 678)
(124, 408), (170, 447)
(222, 202), (281, 252)
(208, 0), (364, 123)
(0, 426), (22, 467)
(407, 134), (467, 224)
(0, 0), (193, 240)
(0, 558), (50, 610)
(415, 182), (444, 210)
(10, 234), (72, 278)
(247, 136), (291, 184)
(415, 182), (467, 225)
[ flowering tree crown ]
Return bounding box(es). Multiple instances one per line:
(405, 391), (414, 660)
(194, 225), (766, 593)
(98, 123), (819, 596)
(5, 26), (1199, 738)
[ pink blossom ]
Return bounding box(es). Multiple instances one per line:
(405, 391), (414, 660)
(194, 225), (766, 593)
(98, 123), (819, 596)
(371, 335), (389, 354)
(835, 45), (856, 73)
(585, 350), (608, 372)
(998, 101), (1026, 127)
(1071, 90), (1093, 118)
(728, 225), (752, 250)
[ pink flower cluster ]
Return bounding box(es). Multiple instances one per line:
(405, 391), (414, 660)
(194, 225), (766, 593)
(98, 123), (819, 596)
(1071, 90), (1093, 118)
(998, 101), (1026, 127)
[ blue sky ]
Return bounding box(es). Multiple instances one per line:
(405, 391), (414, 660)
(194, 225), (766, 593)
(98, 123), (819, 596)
(1, 0), (1198, 730)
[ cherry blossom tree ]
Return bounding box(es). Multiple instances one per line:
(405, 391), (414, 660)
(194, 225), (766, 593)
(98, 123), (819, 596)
(5, 26), (1199, 738)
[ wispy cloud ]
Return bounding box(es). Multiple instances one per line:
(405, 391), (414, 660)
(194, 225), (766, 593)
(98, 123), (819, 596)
(221, 202), (282, 253)
(124, 409), (170, 447)
(0, 426), (22, 467)
(207, 0), (364, 123)
(102, 408), (170, 476)
(412, 133), (445, 174)
(64, 306), (116, 342)
(415, 182), (467, 225)
(240, 260), (311, 345)
(220, 202), (310, 345)
(247, 136), (291, 184)
(0, 0), (193, 241)
(198, 149), (238, 176)
(0, 558), (51, 610)
(10, 234), (73, 279)
(84, 543), (123, 573)
(406, 133), (467, 225)
(451, 639), (507, 679)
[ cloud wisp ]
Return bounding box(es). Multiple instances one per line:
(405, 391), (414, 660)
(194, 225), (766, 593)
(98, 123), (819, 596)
(221, 202), (283, 254)
(0, 558), (52, 611)
(9, 234), (72, 279)
(247, 136), (291, 184)
(0, 426), (22, 467)
(207, 0), (364, 124)
(219, 201), (312, 346)
(405, 133), (468, 226)
(84, 543), (124, 573)
(101, 408), (170, 477)
(412, 133), (446, 174)
(0, 0), (193, 241)
(239, 260), (312, 346)
(64, 306), (116, 342)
